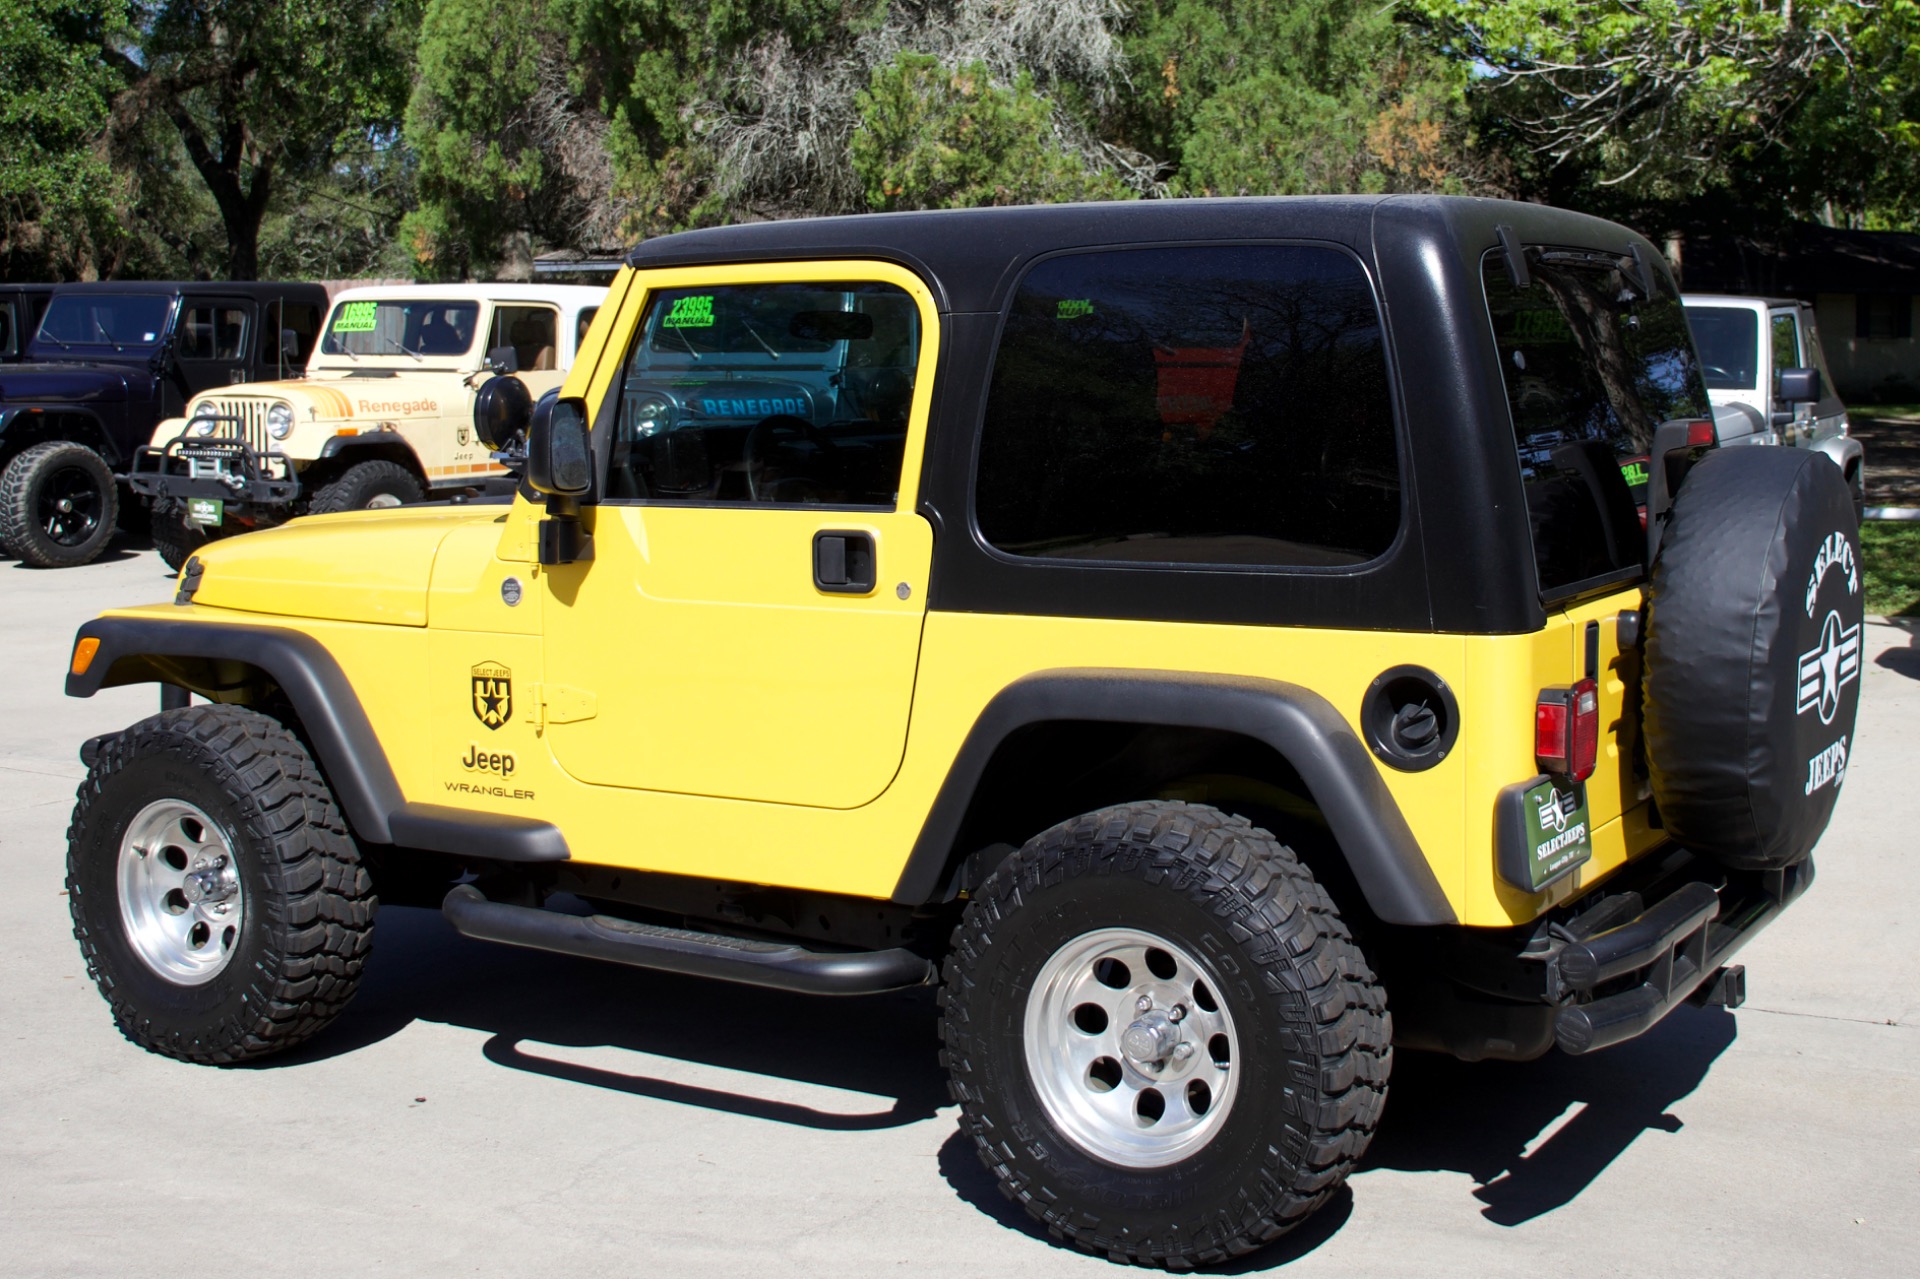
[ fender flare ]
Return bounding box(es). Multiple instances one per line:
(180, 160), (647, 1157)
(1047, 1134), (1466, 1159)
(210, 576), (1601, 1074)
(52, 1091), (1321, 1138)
(0, 406), (119, 467)
(890, 669), (1457, 926)
(66, 616), (566, 863)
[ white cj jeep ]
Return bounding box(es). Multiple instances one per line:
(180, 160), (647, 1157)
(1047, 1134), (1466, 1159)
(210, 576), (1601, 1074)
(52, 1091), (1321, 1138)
(130, 283), (606, 567)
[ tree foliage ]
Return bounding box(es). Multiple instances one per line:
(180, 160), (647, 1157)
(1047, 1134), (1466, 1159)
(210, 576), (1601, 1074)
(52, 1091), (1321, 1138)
(1416, 0), (1920, 227)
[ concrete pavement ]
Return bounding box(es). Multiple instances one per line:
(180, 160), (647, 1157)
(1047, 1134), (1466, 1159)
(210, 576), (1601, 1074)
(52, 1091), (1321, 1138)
(2, 539), (1914, 1277)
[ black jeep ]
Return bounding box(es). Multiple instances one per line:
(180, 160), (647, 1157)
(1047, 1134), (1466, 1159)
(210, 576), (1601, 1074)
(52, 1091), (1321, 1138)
(0, 280), (327, 567)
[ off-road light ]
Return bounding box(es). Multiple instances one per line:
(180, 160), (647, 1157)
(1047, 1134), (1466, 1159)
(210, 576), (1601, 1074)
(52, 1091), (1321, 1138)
(1536, 678), (1600, 781)
(189, 402), (219, 436)
(267, 402), (294, 439)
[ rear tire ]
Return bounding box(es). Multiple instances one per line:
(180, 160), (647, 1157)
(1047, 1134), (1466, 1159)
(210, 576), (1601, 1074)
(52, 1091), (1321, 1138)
(0, 441), (119, 567)
(942, 801), (1390, 1268)
(150, 497), (213, 572)
(308, 459), (424, 515)
(66, 705), (375, 1063)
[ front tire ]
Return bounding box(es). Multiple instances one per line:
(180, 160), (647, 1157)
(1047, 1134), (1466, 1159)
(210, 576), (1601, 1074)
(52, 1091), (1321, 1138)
(0, 440), (119, 567)
(941, 802), (1390, 1268)
(150, 497), (214, 572)
(66, 705), (375, 1063)
(308, 459), (425, 515)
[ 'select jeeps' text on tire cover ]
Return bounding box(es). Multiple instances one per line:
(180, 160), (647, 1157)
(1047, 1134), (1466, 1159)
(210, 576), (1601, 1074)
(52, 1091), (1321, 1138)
(1643, 446), (1863, 869)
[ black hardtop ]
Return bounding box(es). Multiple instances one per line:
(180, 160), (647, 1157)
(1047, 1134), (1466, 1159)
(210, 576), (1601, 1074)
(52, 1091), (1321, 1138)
(625, 196), (1664, 315)
(41, 280), (327, 303)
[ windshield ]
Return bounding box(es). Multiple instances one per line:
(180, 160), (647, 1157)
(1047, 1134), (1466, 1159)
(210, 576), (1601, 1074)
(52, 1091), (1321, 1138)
(320, 299), (480, 359)
(36, 294), (172, 349)
(1685, 306), (1760, 390)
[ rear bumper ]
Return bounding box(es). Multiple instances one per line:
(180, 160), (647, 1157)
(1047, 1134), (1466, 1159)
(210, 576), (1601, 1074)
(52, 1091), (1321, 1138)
(1388, 843), (1814, 1061)
(1549, 853), (1811, 1053)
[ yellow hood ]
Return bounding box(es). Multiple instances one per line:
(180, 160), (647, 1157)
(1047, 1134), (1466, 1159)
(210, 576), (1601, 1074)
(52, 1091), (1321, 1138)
(187, 506), (491, 626)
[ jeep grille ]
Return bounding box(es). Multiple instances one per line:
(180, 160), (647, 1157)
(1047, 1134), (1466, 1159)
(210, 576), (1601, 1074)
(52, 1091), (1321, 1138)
(195, 398), (273, 455)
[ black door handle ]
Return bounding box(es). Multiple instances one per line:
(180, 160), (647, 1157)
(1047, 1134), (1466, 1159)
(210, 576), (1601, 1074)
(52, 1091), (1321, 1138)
(814, 530), (875, 594)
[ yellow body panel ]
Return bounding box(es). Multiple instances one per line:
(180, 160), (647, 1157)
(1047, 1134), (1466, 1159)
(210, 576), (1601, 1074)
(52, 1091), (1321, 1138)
(130, 258), (1664, 929)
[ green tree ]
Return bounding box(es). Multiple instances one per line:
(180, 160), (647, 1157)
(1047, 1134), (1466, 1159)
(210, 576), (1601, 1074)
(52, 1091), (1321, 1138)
(111, 0), (421, 279)
(851, 53), (1131, 210)
(0, 0), (129, 278)
(1415, 0), (1920, 228)
(1118, 0), (1488, 196)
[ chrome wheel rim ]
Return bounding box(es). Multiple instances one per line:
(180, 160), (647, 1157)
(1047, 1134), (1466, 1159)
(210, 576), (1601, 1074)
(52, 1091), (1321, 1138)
(116, 799), (245, 985)
(1023, 927), (1240, 1168)
(363, 493), (403, 509)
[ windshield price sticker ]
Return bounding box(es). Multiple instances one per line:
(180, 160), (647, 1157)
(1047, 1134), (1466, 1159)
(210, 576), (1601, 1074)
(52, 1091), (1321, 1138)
(663, 295), (715, 329)
(186, 498), (224, 528)
(333, 301), (379, 333)
(1523, 778), (1591, 891)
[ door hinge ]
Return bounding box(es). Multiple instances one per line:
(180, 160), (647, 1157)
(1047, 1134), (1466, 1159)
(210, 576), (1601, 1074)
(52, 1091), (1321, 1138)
(531, 683), (597, 729)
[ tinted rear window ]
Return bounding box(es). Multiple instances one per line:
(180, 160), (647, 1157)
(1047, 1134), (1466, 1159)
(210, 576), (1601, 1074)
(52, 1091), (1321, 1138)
(1484, 248), (1708, 597)
(975, 245), (1400, 568)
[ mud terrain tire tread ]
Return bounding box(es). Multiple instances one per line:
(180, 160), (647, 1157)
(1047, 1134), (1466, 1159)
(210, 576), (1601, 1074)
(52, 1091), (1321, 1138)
(0, 440), (119, 567)
(941, 800), (1390, 1270)
(307, 459), (424, 515)
(66, 704), (375, 1063)
(150, 497), (211, 572)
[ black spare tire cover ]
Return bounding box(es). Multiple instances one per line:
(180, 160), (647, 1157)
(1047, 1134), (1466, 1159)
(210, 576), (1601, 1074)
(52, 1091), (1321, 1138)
(1643, 447), (1863, 869)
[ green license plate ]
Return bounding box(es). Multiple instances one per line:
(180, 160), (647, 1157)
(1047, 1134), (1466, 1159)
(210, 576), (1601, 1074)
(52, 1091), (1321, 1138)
(186, 497), (224, 528)
(1522, 778), (1592, 891)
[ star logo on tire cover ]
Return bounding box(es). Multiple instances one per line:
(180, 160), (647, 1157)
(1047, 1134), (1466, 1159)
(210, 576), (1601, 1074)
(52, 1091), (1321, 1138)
(1796, 611), (1860, 725)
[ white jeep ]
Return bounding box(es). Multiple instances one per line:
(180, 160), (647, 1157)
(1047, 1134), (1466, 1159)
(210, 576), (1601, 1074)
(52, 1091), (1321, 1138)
(130, 283), (606, 567)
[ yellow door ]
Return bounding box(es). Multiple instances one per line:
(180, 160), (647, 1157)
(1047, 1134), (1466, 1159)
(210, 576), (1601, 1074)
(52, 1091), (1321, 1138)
(540, 262), (939, 810)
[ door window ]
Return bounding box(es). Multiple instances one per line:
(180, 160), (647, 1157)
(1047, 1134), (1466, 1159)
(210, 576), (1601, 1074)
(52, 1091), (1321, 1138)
(488, 305), (559, 370)
(605, 281), (919, 507)
(975, 245), (1401, 568)
(0, 300), (15, 357)
(178, 303), (249, 361)
(1685, 306), (1758, 389)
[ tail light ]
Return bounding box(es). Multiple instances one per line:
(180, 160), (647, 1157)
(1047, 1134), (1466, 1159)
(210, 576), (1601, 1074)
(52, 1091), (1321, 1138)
(1536, 678), (1600, 781)
(1686, 418), (1716, 447)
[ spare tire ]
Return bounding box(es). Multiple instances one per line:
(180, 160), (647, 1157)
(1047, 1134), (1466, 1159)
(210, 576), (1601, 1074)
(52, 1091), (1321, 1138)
(1643, 447), (1863, 870)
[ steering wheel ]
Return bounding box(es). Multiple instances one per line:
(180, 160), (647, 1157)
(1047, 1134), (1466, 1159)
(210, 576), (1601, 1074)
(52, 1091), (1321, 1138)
(743, 414), (837, 503)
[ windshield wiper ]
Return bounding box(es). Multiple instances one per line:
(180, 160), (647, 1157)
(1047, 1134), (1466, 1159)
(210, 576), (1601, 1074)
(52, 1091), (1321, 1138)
(377, 333), (422, 361)
(667, 324), (702, 361)
(743, 322), (781, 360)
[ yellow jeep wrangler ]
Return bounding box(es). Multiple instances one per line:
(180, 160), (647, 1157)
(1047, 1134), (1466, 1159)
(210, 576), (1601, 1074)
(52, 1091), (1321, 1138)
(64, 198), (1862, 1267)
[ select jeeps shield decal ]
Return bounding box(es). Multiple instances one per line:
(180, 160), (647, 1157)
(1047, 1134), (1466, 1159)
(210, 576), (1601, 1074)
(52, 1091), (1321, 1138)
(471, 661), (512, 730)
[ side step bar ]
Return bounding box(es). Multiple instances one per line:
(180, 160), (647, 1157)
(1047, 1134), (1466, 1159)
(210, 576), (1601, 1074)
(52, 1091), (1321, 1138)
(441, 885), (935, 996)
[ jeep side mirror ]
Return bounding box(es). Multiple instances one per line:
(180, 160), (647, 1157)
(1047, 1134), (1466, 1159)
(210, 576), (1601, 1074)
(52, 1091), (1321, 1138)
(280, 328), (301, 359)
(527, 395), (594, 565)
(486, 344), (520, 374)
(1777, 368), (1821, 404)
(473, 374), (534, 450)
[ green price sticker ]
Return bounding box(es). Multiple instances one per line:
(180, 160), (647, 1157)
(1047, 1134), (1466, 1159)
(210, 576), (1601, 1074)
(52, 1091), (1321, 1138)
(1057, 299), (1094, 320)
(1619, 460), (1649, 489)
(663, 295), (715, 329)
(333, 301), (378, 333)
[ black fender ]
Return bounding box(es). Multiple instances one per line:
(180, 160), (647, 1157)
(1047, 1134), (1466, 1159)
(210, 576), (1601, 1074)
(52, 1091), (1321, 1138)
(0, 406), (121, 468)
(318, 432), (428, 470)
(890, 669), (1457, 926)
(66, 616), (567, 863)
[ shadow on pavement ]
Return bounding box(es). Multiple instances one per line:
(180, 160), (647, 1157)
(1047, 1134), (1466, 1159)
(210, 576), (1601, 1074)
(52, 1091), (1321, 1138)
(255, 904), (949, 1130)
(1875, 625), (1920, 679)
(273, 905), (1739, 1260)
(1363, 1007), (1737, 1226)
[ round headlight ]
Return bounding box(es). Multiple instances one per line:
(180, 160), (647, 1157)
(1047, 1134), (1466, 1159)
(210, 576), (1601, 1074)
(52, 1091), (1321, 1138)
(189, 402), (219, 436)
(267, 402), (295, 439)
(631, 396), (671, 439)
